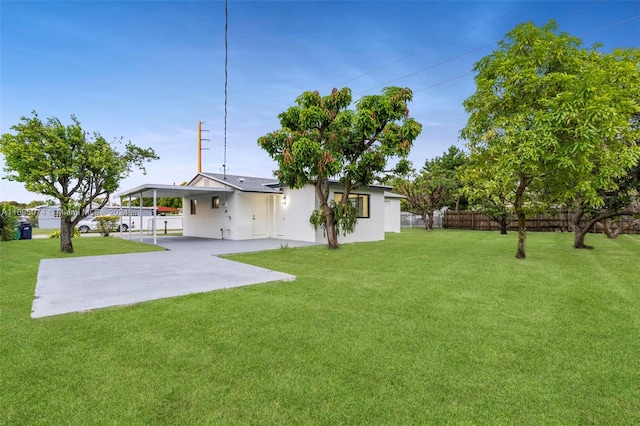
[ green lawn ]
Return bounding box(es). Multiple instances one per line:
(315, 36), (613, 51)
(1, 230), (638, 424)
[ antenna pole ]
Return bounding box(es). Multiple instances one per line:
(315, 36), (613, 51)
(197, 120), (202, 173)
(223, 0), (228, 179)
(197, 120), (210, 173)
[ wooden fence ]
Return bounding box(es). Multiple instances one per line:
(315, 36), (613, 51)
(443, 210), (640, 234)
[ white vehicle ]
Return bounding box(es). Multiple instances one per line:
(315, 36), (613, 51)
(76, 217), (130, 233)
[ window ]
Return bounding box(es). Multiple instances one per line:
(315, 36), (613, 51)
(333, 192), (370, 218)
(212, 196), (220, 209)
(190, 199), (197, 215)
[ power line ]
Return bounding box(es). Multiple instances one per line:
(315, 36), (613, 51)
(581, 14), (640, 37)
(413, 73), (473, 94)
(355, 43), (495, 96)
(412, 13), (640, 139)
(352, 0), (609, 97)
(338, 7), (522, 86)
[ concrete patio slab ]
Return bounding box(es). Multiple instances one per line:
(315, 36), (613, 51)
(31, 238), (315, 318)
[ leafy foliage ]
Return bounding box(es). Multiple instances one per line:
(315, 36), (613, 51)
(0, 112), (158, 253)
(95, 215), (120, 237)
(0, 211), (17, 241)
(49, 228), (81, 239)
(393, 146), (467, 230)
(461, 20), (640, 258)
(258, 87), (422, 248)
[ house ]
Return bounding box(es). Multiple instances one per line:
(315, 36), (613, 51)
(118, 172), (403, 245)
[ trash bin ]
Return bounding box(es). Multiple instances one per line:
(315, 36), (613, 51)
(19, 223), (32, 240)
(14, 226), (21, 240)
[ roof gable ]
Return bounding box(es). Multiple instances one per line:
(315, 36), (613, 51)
(195, 173), (282, 193)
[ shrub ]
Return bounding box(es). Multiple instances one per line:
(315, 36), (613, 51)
(49, 228), (81, 239)
(0, 212), (16, 241)
(95, 215), (120, 237)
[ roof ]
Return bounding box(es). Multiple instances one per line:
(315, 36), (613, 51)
(384, 191), (406, 199)
(157, 206), (180, 213)
(196, 173), (282, 193)
(117, 183), (234, 199)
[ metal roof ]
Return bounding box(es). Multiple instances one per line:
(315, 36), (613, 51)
(197, 173), (282, 193)
(117, 183), (234, 199)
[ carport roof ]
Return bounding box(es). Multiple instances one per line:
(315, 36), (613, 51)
(117, 183), (234, 199)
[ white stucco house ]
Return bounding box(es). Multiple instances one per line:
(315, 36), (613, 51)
(118, 172), (403, 244)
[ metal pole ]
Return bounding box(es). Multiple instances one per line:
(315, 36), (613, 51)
(139, 193), (143, 242)
(153, 189), (157, 245)
(128, 195), (132, 240)
(197, 120), (202, 173)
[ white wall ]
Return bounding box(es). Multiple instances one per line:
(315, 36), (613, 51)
(384, 198), (402, 233)
(37, 206), (157, 230)
(232, 193), (272, 239)
(315, 187), (386, 245)
(183, 194), (233, 239)
(276, 186), (317, 243)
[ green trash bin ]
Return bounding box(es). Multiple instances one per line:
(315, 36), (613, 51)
(14, 226), (21, 240)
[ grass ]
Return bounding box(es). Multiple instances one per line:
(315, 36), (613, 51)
(1, 230), (638, 424)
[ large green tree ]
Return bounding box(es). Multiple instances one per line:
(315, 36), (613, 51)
(0, 112), (158, 253)
(461, 21), (640, 258)
(258, 87), (422, 248)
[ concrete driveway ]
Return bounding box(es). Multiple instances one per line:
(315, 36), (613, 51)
(32, 237), (317, 318)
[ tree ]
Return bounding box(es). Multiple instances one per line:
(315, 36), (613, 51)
(393, 171), (434, 231)
(461, 152), (516, 235)
(571, 161), (640, 247)
(461, 21), (640, 258)
(258, 87), (422, 248)
(0, 112), (158, 253)
(393, 146), (467, 231)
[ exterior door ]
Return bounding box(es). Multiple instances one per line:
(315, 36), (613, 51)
(384, 200), (392, 232)
(252, 195), (268, 236)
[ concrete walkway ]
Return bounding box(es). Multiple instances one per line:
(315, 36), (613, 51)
(32, 238), (317, 318)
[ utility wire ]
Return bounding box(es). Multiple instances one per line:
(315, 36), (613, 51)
(413, 73), (473, 93)
(379, 10), (638, 138)
(581, 14), (640, 37)
(352, 0), (608, 96)
(339, 7), (521, 86)
(409, 14), (638, 137)
(355, 43), (495, 96)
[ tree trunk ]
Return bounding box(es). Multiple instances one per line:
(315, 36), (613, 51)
(315, 178), (340, 249)
(571, 206), (632, 249)
(515, 208), (526, 258)
(570, 207), (584, 233)
(499, 216), (508, 235)
(60, 217), (74, 253)
(514, 176), (527, 259)
(573, 226), (593, 249)
(325, 212), (340, 249)
(426, 211), (434, 231)
(421, 213), (430, 231)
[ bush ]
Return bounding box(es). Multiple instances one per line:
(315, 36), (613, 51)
(95, 215), (120, 237)
(0, 213), (16, 241)
(49, 228), (81, 239)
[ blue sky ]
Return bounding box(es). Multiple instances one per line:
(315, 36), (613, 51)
(1, 0), (638, 203)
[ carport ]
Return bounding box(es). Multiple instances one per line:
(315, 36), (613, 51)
(117, 184), (234, 245)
